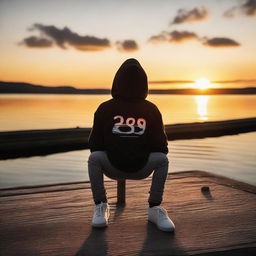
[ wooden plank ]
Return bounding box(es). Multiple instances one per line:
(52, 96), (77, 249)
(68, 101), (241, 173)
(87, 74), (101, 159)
(0, 171), (256, 256)
(117, 180), (126, 205)
(0, 118), (256, 160)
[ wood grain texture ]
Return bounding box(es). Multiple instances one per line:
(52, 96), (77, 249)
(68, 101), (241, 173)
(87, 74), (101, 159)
(0, 171), (256, 256)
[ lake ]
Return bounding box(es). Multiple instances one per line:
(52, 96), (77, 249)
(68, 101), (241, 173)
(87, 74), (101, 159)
(1, 94), (256, 130)
(0, 94), (255, 188)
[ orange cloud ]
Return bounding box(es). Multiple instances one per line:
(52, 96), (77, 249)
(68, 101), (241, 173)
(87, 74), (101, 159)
(23, 23), (111, 51)
(149, 30), (199, 43)
(202, 37), (240, 47)
(171, 7), (208, 24)
(224, 0), (256, 17)
(116, 40), (139, 52)
(20, 36), (53, 48)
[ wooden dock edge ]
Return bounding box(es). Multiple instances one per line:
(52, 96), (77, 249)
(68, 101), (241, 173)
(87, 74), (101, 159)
(1, 170), (255, 197)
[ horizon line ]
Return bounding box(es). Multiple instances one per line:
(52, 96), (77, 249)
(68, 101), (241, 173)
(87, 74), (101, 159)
(1, 80), (256, 93)
(1, 79), (256, 89)
(149, 79), (256, 84)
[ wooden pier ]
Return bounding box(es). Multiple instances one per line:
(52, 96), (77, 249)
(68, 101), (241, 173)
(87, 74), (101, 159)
(1, 171), (256, 256)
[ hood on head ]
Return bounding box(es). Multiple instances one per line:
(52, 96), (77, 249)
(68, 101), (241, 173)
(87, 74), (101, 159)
(111, 58), (148, 100)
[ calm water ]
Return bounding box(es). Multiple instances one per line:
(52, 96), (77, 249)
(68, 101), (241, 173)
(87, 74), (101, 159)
(1, 94), (256, 130)
(0, 94), (256, 188)
(0, 132), (255, 188)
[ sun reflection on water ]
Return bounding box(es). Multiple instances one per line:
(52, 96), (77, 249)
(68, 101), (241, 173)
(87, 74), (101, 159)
(195, 95), (209, 121)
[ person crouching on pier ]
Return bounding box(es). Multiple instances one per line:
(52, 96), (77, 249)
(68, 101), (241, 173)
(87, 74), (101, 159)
(87, 58), (175, 232)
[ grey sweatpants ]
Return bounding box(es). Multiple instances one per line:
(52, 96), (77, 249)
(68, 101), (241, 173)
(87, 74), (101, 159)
(88, 151), (169, 205)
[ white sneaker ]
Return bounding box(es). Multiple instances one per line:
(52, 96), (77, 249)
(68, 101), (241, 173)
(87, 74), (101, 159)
(148, 206), (175, 232)
(92, 202), (110, 228)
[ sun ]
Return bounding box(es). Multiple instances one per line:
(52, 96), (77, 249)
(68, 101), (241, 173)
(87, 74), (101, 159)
(194, 78), (212, 90)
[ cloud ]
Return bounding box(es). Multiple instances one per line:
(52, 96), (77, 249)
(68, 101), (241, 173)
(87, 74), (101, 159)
(202, 37), (240, 47)
(148, 33), (167, 44)
(20, 36), (53, 48)
(224, 7), (238, 18)
(27, 23), (111, 51)
(148, 30), (199, 43)
(148, 31), (240, 48)
(224, 0), (256, 17)
(171, 7), (208, 24)
(169, 30), (199, 42)
(20, 24), (141, 53)
(243, 0), (256, 15)
(116, 40), (139, 52)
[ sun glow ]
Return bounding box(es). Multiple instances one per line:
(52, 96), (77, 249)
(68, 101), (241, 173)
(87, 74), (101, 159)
(195, 96), (209, 121)
(193, 78), (214, 90)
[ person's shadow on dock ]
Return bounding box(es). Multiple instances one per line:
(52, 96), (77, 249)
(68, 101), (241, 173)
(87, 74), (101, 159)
(74, 203), (123, 256)
(139, 222), (187, 256)
(75, 227), (108, 256)
(75, 205), (186, 256)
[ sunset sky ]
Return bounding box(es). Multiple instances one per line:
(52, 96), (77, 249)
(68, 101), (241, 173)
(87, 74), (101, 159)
(0, 0), (256, 89)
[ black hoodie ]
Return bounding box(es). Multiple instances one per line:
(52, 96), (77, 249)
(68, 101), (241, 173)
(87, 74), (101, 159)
(88, 58), (168, 173)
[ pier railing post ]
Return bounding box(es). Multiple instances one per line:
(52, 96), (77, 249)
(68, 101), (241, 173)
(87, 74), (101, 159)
(117, 179), (126, 205)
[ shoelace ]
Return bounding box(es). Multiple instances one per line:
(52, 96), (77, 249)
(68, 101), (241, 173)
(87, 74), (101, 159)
(95, 204), (105, 217)
(157, 207), (169, 220)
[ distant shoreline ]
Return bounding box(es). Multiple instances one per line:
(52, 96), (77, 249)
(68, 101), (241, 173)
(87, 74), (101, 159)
(1, 81), (256, 95)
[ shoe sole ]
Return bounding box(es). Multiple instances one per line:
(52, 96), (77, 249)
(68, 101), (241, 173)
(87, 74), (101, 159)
(92, 223), (108, 228)
(148, 219), (175, 232)
(92, 220), (108, 228)
(158, 226), (175, 232)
